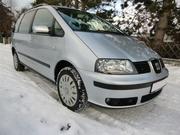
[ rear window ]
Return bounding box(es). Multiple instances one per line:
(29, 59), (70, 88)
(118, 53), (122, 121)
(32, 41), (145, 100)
(19, 10), (35, 33)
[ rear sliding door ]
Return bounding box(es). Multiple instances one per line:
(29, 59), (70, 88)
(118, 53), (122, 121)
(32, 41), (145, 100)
(14, 10), (36, 66)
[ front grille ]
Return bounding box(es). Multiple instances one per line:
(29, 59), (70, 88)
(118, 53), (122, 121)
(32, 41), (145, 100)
(159, 59), (165, 68)
(105, 97), (138, 106)
(133, 61), (151, 74)
(151, 59), (161, 73)
(141, 89), (162, 103)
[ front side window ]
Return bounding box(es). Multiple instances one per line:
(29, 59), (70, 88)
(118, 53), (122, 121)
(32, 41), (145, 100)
(19, 11), (35, 33)
(56, 8), (123, 34)
(32, 9), (54, 34)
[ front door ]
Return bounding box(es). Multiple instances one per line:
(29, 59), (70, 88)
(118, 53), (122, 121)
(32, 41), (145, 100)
(30, 8), (65, 80)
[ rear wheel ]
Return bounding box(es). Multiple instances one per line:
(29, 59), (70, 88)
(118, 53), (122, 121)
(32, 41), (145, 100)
(13, 52), (25, 71)
(57, 67), (88, 111)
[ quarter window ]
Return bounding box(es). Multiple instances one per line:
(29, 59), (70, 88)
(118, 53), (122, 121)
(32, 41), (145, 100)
(54, 21), (64, 36)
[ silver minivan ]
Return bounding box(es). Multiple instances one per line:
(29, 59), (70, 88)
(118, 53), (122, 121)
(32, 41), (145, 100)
(12, 5), (169, 111)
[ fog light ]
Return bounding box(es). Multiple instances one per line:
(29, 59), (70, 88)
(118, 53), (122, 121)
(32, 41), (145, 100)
(105, 98), (111, 104)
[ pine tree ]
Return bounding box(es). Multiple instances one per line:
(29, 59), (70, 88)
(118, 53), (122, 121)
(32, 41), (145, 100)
(81, 0), (101, 10)
(111, 0), (178, 46)
(32, 0), (61, 6)
(32, 0), (102, 10)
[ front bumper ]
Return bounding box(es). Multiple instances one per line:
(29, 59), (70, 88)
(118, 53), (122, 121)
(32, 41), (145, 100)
(78, 68), (169, 108)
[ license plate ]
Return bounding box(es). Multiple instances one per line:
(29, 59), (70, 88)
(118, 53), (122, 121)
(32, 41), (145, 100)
(151, 79), (167, 93)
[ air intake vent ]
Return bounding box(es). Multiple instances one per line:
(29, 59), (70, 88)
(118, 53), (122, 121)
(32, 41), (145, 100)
(133, 61), (151, 74)
(105, 97), (137, 106)
(141, 89), (162, 103)
(160, 59), (165, 68)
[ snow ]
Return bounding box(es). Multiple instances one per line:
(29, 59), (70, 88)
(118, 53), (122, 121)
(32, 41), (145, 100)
(0, 43), (180, 135)
(176, 0), (180, 7)
(88, 0), (179, 36)
(112, 1), (157, 36)
(0, 44), (119, 135)
(87, 0), (123, 15)
(87, 0), (157, 36)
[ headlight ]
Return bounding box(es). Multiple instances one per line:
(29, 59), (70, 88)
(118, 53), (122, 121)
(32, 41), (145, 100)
(95, 59), (137, 74)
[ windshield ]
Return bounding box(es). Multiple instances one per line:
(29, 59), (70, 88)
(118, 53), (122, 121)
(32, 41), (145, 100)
(56, 8), (124, 34)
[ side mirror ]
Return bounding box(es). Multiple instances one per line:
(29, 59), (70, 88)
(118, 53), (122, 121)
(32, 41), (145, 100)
(54, 29), (64, 37)
(32, 25), (49, 34)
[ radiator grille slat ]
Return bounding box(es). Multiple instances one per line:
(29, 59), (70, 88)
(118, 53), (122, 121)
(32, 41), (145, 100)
(133, 61), (151, 74)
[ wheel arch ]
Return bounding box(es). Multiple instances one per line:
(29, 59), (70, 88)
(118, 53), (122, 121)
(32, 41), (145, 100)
(54, 60), (77, 82)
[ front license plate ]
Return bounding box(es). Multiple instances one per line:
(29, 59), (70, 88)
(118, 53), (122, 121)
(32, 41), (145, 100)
(151, 79), (167, 93)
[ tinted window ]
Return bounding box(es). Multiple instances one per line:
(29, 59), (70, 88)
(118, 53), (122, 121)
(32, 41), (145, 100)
(32, 9), (54, 34)
(19, 11), (35, 33)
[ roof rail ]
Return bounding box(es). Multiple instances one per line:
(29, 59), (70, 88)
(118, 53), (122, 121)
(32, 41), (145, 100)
(33, 3), (49, 8)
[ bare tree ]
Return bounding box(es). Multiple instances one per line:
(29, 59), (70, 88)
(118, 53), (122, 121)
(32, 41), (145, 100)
(0, 1), (14, 44)
(152, 0), (174, 49)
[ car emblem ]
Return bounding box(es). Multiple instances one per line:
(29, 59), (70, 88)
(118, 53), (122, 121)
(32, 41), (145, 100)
(151, 58), (161, 73)
(155, 62), (161, 71)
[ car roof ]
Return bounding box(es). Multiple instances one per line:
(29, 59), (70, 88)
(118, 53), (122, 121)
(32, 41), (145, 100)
(29, 4), (81, 12)
(21, 4), (85, 17)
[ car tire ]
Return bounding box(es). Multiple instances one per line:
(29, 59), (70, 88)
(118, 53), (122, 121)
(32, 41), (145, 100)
(13, 52), (25, 71)
(57, 66), (88, 112)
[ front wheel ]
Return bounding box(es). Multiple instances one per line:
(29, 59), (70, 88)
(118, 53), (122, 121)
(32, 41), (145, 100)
(57, 67), (88, 111)
(13, 52), (25, 71)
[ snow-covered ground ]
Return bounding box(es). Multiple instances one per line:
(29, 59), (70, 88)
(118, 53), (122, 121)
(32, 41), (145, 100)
(0, 43), (180, 135)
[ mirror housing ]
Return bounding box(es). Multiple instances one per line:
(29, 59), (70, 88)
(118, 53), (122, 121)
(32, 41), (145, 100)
(54, 29), (64, 37)
(32, 25), (49, 34)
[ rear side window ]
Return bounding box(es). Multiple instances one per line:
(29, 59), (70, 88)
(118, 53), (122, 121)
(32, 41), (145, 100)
(32, 9), (54, 34)
(19, 11), (35, 33)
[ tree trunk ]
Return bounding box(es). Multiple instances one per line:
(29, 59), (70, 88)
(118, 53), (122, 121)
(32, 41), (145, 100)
(81, 0), (87, 11)
(3, 37), (8, 44)
(152, 0), (173, 50)
(74, 0), (79, 9)
(61, 0), (66, 6)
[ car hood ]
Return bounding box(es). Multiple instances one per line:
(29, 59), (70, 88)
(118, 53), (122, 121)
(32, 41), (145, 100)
(75, 32), (160, 61)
